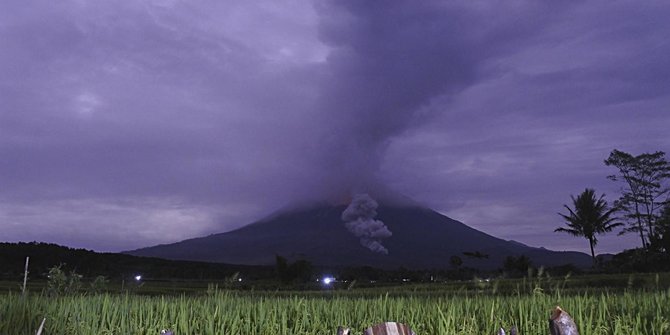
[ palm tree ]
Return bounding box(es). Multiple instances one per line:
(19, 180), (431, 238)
(556, 188), (621, 266)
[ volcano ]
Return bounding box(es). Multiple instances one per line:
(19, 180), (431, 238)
(127, 201), (590, 269)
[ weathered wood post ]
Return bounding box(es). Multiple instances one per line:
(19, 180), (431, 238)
(337, 322), (415, 335)
(363, 322), (415, 335)
(549, 306), (579, 335)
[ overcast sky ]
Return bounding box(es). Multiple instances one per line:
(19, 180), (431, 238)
(1, 0), (668, 255)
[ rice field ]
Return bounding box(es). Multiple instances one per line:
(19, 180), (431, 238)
(2, 286), (669, 335)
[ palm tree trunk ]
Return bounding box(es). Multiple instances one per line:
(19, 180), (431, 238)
(589, 238), (596, 267)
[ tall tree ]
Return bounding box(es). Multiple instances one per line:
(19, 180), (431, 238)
(556, 188), (621, 266)
(652, 202), (670, 254)
(605, 150), (670, 248)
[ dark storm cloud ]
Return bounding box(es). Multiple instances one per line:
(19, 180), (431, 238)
(1, 0), (668, 254)
(380, 0), (670, 253)
(310, 1), (573, 195)
(0, 0), (327, 250)
(1, 1), (321, 204)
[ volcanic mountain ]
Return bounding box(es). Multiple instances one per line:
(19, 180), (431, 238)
(127, 201), (591, 269)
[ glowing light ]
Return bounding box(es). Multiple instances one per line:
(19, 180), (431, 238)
(322, 276), (335, 285)
(135, 275), (142, 281)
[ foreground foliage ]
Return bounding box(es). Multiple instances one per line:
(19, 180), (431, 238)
(2, 287), (669, 335)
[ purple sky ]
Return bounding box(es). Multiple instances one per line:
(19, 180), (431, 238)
(1, 1), (669, 255)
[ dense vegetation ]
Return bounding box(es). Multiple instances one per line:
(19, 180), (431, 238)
(554, 149), (670, 271)
(0, 242), (274, 281)
(0, 242), (569, 287)
(2, 278), (669, 335)
(3, 240), (668, 334)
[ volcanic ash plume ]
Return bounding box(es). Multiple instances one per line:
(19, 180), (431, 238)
(341, 194), (392, 254)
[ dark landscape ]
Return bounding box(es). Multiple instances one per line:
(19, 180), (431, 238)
(127, 201), (591, 269)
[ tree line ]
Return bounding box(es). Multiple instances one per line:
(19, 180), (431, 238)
(555, 149), (670, 267)
(0, 242), (273, 281)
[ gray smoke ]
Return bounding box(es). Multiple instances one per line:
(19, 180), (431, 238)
(341, 193), (392, 254)
(313, 1), (480, 193)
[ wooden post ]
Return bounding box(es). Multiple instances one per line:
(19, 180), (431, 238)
(35, 317), (46, 335)
(364, 322), (415, 335)
(22, 256), (29, 296)
(550, 306), (579, 335)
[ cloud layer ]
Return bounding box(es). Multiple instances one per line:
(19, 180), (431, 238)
(1, 0), (668, 254)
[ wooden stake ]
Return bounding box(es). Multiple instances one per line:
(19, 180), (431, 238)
(22, 256), (29, 296)
(35, 317), (46, 335)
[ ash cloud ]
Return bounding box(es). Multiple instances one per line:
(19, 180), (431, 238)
(312, 0), (565, 196)
(342, 193), (392, 254)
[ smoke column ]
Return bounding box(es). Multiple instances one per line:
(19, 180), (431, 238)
(309, 1), (565, 198)
(341, 193), (392, 254)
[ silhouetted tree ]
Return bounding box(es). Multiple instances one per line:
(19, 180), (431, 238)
(275, 255), (290, 283)
(462, 251), (489, 259)
(651, 203), (670, 254)
(275, 255), (313, 284)
(290, 260), (313, 283)
(556, 188), (621, 266)
(502, 255), (532, 276)
(0, 242), (274, 282)
(449, 255), (463, 269)
(605, 150), (670, 249)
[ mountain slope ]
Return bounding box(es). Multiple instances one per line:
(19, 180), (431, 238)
(127, 204), (591, 269)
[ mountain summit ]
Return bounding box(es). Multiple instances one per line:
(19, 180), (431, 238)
(127, 201), (590, 269)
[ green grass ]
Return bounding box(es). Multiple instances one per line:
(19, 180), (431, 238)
(2, 285), (669, 334)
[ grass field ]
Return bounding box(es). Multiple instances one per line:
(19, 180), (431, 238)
(1, 273), (669, 334)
